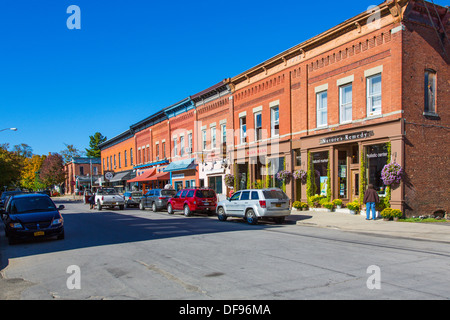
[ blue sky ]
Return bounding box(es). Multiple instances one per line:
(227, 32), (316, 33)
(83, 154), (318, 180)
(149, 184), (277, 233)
(1, 0), (447, 156)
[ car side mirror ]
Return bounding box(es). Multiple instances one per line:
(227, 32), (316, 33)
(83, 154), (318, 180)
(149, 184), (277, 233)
(58, 205), (65, 210)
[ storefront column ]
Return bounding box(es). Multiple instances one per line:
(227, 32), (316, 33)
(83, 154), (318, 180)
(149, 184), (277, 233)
(284, 151), (293, 203)
(390, 134), (405, 211)
(300, 149), (308, 203)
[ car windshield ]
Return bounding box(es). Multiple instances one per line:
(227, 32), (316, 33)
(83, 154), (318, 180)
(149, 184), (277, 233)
(161, 190), (176, 196)
(196, 190), (215, 198)
(262, 190), (289, 200)
(9, 197), (56, 214)
(99, 188), (117, 195)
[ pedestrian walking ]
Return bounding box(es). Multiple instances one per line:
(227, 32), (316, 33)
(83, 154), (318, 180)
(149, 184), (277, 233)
(88, 194), (95, 210)
(363, 184), (379, 220)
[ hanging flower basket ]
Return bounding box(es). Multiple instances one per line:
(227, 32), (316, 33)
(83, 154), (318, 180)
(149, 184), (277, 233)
(276, 170), (292, 182)
(293, 169), (307, 183)
(224, 174), (234, 187)
(381, 162), (404, 186)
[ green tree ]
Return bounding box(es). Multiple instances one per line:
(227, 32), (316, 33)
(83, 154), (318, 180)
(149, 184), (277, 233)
(61, 143), (84, 163)
(0, 145), (23, 188)
(86, 132), (107, 158)
(21, 154), (47, 191)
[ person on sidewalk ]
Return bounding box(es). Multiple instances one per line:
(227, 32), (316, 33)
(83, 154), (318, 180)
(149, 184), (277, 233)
(363, 184), (379, 220)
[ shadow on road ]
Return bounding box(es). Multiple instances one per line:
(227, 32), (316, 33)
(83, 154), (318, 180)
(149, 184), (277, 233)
(0, 200), (305, 271)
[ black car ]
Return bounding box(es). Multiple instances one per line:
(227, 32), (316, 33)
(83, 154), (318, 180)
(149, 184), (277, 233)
(1, 194), (65, 245)
(123, 191), (142, 208)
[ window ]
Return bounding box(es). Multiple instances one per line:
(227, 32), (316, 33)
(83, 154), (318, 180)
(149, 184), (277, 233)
(202, 129), (207, 150)
(240, 116), (247, 144)
(114, 155), (116, 168)
(173, 138), (178, 157)
(118, 152), (121, 168)
(424, 69), (436, 114)
(221, 124), (226, 156)
(339, 84), (352, 123)
(130, 148), (133, 165)
(211, 126), (216, 149)
(240, 191), (250, 200)
(156, 144), (159, 159)
(271, 106), (279, 136)
(124, 150), (127, 167)
(188, 133), (192, 153)
(251, 191), (259, 200)
(162, 142), (166, 158)
(254, 112), (262, 141)
(367, 74), (382, 116)
(80, 166), (84, 175)
(180, 136), (184, 156)
(316, 91), (327, 127)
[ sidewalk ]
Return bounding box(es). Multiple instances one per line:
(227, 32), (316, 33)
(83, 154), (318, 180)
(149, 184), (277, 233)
(290, 209), (450, 243)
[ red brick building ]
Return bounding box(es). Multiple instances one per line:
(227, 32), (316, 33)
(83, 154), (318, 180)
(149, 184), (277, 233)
(99, 0), (449, 217)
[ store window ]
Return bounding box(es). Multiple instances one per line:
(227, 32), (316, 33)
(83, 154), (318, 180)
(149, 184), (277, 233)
(312, 151), (329, 196)
(366, 144), (388, 195)
(338, 151), (347, 199)
(208, 176), (223, 195)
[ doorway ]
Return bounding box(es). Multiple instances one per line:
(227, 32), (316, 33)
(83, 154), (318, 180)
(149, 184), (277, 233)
(350, 169), (360, 203)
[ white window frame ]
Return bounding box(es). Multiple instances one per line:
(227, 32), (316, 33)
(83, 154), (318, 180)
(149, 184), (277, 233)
(339, 83), (353, 124)
(270, 105), (279, 137)
(254, 111), (262, 141)
(180, 135), (184, 156)
(202, 129), (207, 150)
(211, 126), (216, 149)
(173, 137), (178, 157)
(367, 74), (382, 117)
(316, 90), (328, 127)
(240, 116), (247, 144)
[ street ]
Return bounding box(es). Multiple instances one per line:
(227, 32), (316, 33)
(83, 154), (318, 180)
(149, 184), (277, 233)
(1, 199), (450, 301)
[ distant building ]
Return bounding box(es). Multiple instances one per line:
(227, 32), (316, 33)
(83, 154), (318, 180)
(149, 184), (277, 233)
(64, 157), (101, 194)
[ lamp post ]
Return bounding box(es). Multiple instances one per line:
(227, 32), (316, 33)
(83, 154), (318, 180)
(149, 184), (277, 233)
(0, 127), (18, 132)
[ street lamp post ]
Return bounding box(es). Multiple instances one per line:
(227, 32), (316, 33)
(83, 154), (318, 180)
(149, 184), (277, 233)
(0, 128), (18, 132)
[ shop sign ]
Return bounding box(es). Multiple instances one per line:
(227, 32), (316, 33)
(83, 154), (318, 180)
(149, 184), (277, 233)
(246, 147), (268, 156)
(319, 130), (374, 145)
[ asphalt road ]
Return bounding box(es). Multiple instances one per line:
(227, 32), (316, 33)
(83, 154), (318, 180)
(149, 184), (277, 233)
(1, 200), (450, 300)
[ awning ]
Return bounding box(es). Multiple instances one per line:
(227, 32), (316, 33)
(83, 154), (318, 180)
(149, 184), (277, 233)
(164, 158), (196, 172)
(148, 171), (170, 181)
(127, 168), (156, 183)
(109, 171), (131, 182)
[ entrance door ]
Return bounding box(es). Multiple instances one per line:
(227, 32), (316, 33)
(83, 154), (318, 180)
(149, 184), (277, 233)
(350, 169), (360, 203)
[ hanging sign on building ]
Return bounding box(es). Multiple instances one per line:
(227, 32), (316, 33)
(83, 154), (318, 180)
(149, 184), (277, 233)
(319, 130), (374, 145)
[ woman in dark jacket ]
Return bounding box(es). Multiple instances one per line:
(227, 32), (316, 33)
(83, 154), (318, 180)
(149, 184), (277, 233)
(363, 184), (379, 220)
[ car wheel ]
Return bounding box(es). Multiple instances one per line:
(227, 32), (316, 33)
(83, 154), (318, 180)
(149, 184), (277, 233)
(273, 216), (285, 224)
(245, 209), (258, 225)
(167, 203), (174, 214)
(139, 201), (145, 210)
(217, 207), (227, 221)
(97, 201), (102, 211)
(184, 205), (191, 217)
(152, 202), (157, 212)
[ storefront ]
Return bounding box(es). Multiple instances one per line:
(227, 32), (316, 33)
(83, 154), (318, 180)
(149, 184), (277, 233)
(299, 119), (404, 209)
(164, 158), (197, 191)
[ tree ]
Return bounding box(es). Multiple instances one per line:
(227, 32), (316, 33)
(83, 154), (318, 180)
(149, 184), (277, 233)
(40, 153), (65, 188)
(0, 145), (23, 188)
(61, 143), (84, 163)
(21, 154), (47, 191)
(86, 132), (107, 158)
(12, 143), (33, 158)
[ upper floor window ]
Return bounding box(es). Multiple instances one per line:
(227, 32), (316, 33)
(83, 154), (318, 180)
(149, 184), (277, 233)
(211, 126), (216, 149)
(180, 136), (184, 156)
(202, 129), (207, 150)
(367, 74), (382, 117)
(173, 138), (178, 157)
(130, 148), (133, 165)
(339, 84), (352, 123)
(316, 91), (327, 127)
(240, 116), (247, 144)
(254, 112), (262, 141)
(124, 150), (127, 167)
(271, 106), (279, 137)
(424, 69), (436, 115)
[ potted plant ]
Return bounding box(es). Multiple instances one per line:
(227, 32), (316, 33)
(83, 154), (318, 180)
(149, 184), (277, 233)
(292, 201), (302, 211)
(276, 170), (292, 182)
(381, 162), (404, 186)
(332, 199), (343, 209)
(380, 208), (393, 221)
(346, 201), (360, 214)
(300, 202), (309, 211)
(224, 174), (234, 188)
(323, 202), (335, 212)
(391, 209), (402, 221)
(293, 169), (307, 184)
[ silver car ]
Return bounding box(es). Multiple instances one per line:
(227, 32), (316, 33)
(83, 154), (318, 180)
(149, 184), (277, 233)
(140, 188), (177, 212)
(216, 188), (290, 225)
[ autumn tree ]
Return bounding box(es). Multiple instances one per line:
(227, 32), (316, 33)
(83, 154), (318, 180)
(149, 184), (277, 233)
(0, 145), (23, 188)
(40, 153), (65, 188)
(61, 143), (84, 163)
(21, 154), (47, 191)
(86, 132), (107, 158)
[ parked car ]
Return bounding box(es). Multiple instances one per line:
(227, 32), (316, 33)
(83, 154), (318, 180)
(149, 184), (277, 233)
(216, 188), (290, 225)
(167, 188), (217, 216)
(1, 193), (65, 244)
(140, 188), (177, 212)
(123, 191), (142, 208)
(94, 188), (125, 210)
(1, 191), (27, 209)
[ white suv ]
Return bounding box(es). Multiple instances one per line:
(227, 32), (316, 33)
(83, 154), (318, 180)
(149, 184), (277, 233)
(216, 188), (290, 225)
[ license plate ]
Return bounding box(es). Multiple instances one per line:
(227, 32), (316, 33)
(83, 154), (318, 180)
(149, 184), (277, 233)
(34, 231), (44, 236)
(275, 203), (281, 207)
(204, 202), (209, 205)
